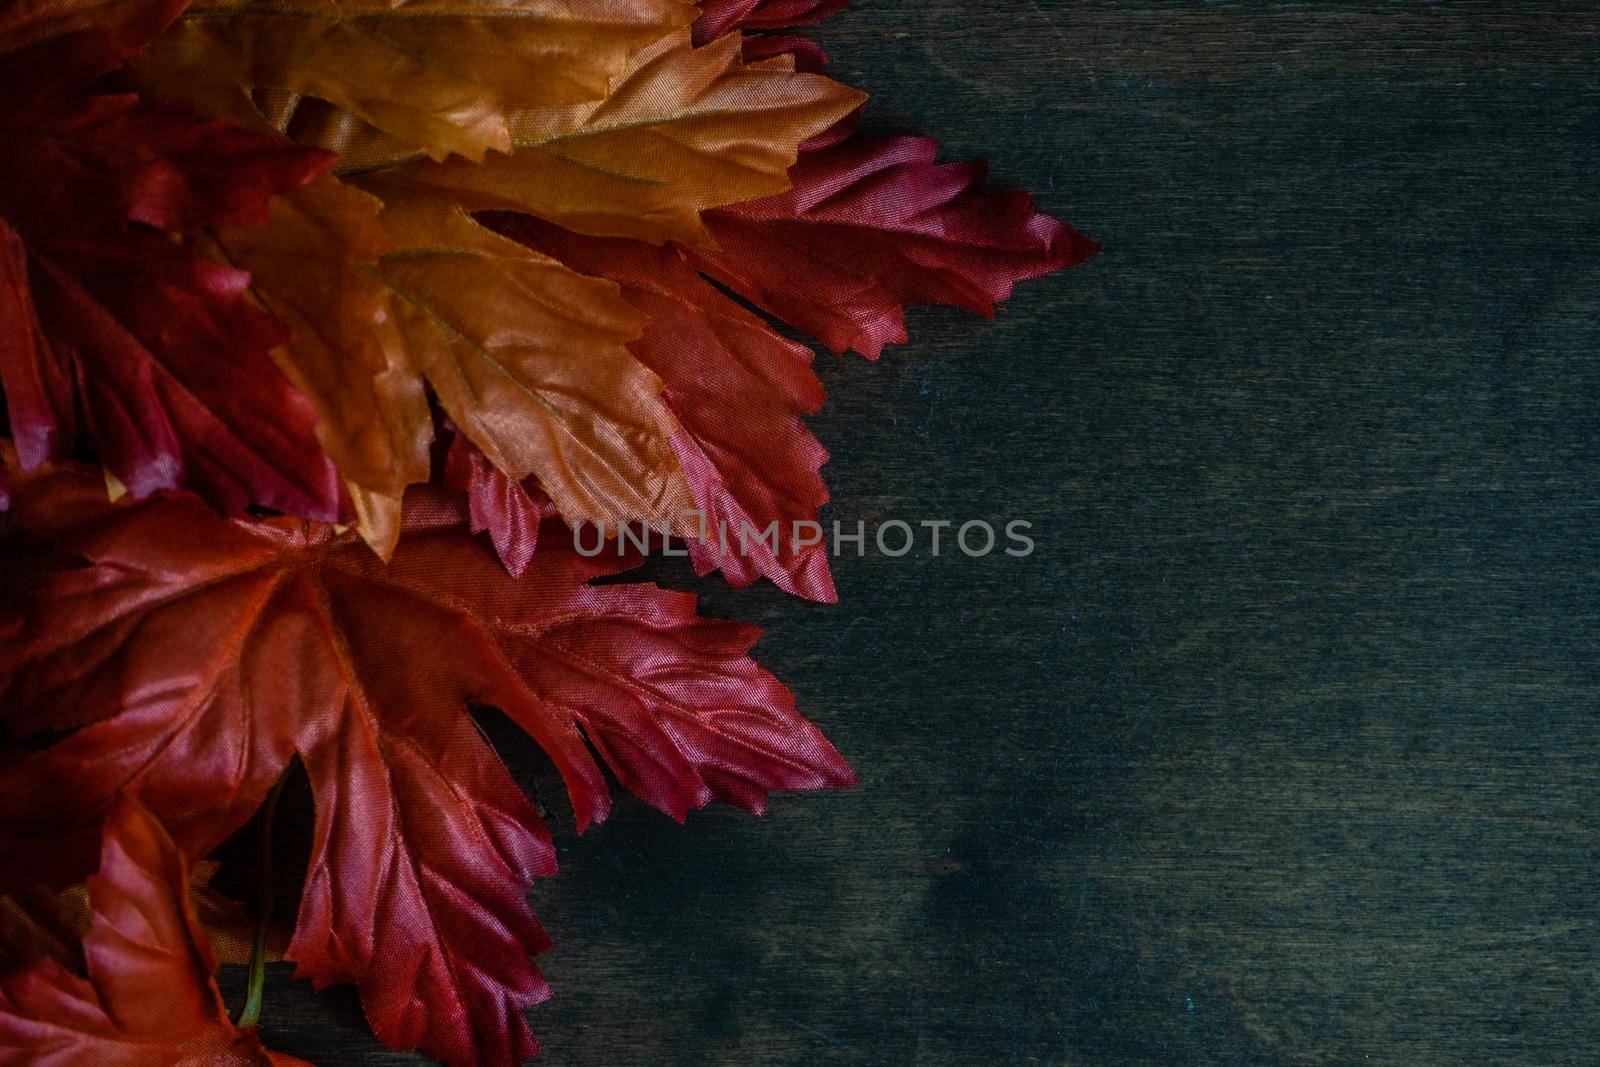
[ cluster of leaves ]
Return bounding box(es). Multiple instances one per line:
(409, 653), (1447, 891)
(0, 1), (1096, 1064)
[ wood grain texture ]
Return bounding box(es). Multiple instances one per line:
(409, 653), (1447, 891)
(212, 2), (1600, 1063)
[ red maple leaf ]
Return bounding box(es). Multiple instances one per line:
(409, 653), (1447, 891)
(742, 30), (834, 76)
(691, 134), (1102, 359)
(0, 795), (308, 1066)
(0, 454), (854, 1067)
(440, 424), (556, 580)
(0, 0), (339, 520)
(694, 0), (856, 44)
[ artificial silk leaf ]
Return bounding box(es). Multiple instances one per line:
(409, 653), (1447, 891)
(690, 134), (1102, 359)
(141, 110), (693, 548)
(366, 30), (865, 244)
(0, 458), (854, 1067)
(361, 188), (695, 537)
(207, 174), (432, 557)
(741, 30), (833, 76)
(0, 12), (341, 519)
(116, 20), (852, 544)
(442, 425), (555, 579)
(489, 214), (835, 602)
(693, 0), (854, 44)
(0, 797), (308, 1067)
(203, 168), (693, 551)
(137, 0), (698, 163)
(0, 0), (152, 54)
(0, 0), (185, 91)
(0, 861), (282, 973)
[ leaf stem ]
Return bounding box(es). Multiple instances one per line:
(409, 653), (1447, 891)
(236, 773), (287, 1030)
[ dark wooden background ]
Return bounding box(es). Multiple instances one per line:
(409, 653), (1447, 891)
(219, 3), (1600, 1063)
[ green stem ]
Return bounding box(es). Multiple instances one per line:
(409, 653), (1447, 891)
(236, 773), (286, 1030)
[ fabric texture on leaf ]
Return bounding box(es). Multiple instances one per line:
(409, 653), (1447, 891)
(691, 134), (1101, 358)
(442, 425), (555, 579)
(135, 0), (699, 163)
(0, 0), (171, 56)
(0, 10), (341, 519)
(208, 174), (432, 557)
(0, 0), (187, 91)
(0, 859), (279, 974)
(0, 796), (307, 1066)
(360, 187), (696, 539)
(693, 0), (854, 44)
(490, 213), (835, 602)
(741, 30), (833, 75)
(0, 457), (855, 1067)
(367, 31), (866, 244)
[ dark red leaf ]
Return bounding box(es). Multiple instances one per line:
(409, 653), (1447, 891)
(742, 31), (832, 74)
(0, 795), (309, 1066)
(691, 134), (1101, 359)
(442, 424), (555, 579)
(0, 59), (340, 517)
(694, 0), (854, 44)
(0, 457), (854, 1067)
(0, 0), (189, 96)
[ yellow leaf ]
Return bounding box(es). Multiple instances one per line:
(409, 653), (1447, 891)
(365, 188), (694, 533)
(136, 0), (698, 162)
(363, 31), (867, 244)
(198, 171), (691, 547)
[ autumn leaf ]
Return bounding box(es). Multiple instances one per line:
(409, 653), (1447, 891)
(219, 178), (692, 551)
(741, 29), (835, 76)
(0, 2), (1098, 1061)
(441, 425), (556, 579)
(490, 214), (836, 601)
(0, 0), (152, 55)
(0, 457), (854, 1067)
(693, 0), (855, 44)
(0, 859), (281, 974)
(136, 0), (699, 163)
(0, 0), (185, 88)
(0, 0), (341, 519)
(204, 174), (432, 557)
(120, 19), (861, 551)
(0, 796), (308, 1066)
(144, 129), (698, 555)
(690, 133), (1102, 358)
(364, 30), (866, 244)
(367, 189), (697, 539)
(203, 172), (695, 555)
